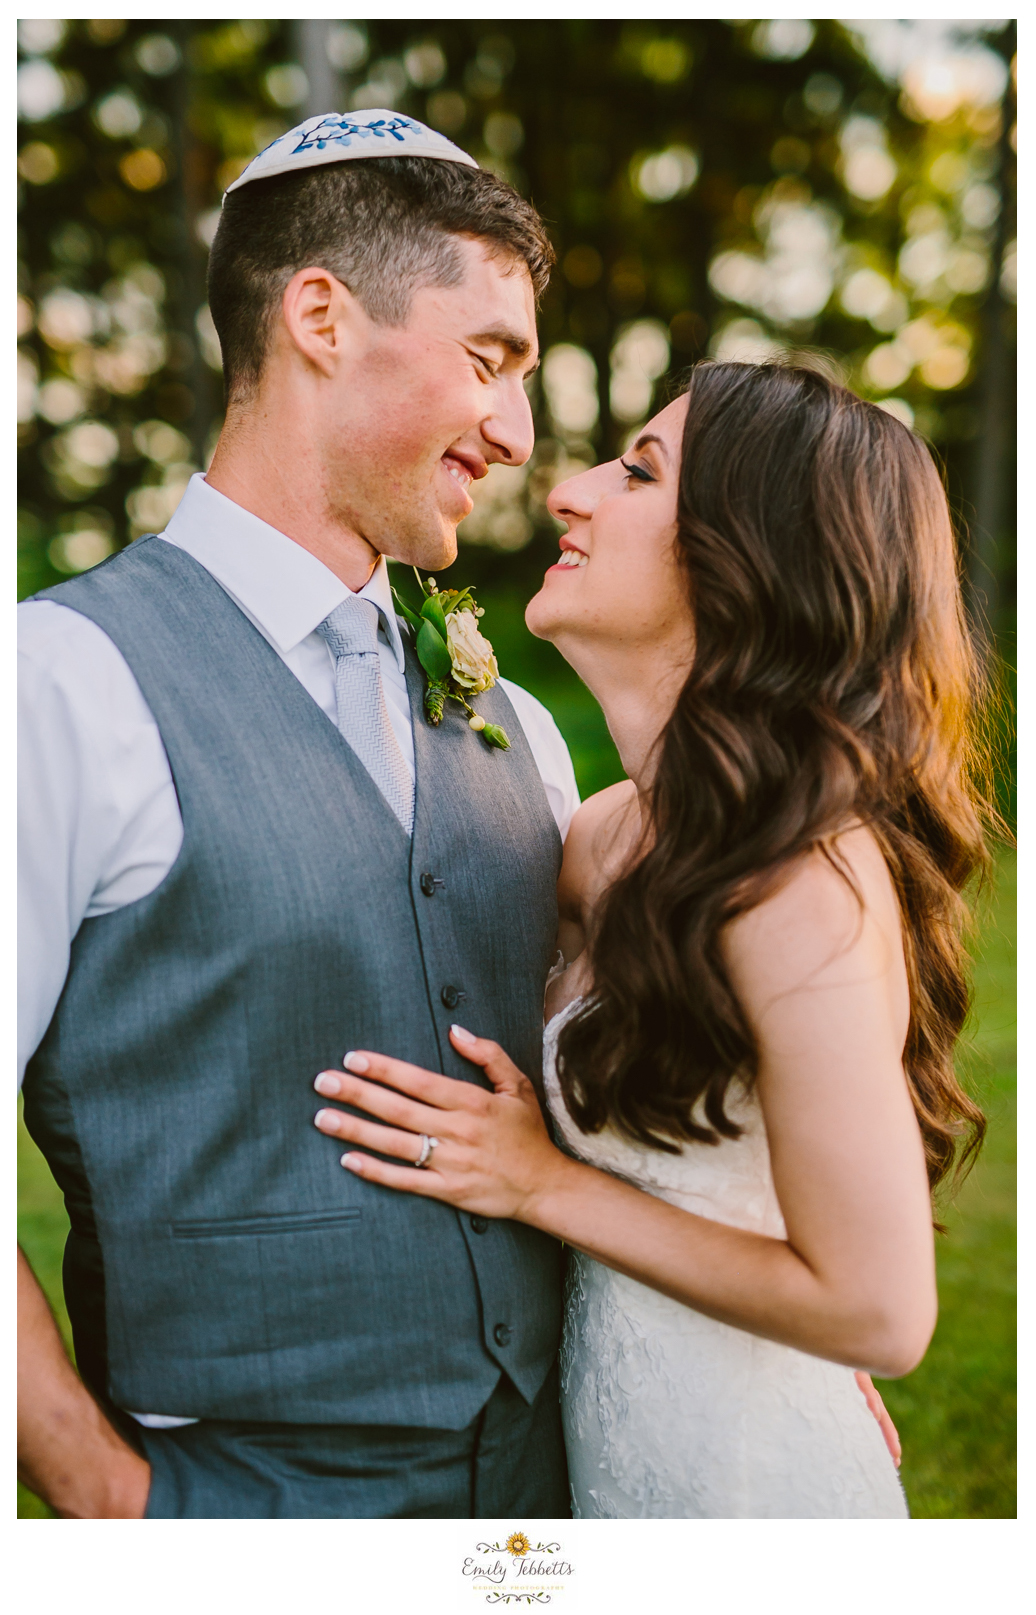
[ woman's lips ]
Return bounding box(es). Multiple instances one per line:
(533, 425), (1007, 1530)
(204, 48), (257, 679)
(549, 547), (588, 571)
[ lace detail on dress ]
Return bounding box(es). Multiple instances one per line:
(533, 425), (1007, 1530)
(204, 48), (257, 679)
(545, 1001), (909, 1520)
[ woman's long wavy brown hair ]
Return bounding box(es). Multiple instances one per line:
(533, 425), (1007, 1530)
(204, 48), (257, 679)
(556, 360), (993, 1196)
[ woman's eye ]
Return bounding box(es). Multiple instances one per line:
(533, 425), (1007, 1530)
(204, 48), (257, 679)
(620, 457), (654, 484)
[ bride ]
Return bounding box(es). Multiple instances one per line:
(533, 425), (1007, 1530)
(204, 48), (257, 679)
(311, 360), (990, 1518)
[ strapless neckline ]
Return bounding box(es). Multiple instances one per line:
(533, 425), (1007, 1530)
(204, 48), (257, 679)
(543, 992), (584, 1039)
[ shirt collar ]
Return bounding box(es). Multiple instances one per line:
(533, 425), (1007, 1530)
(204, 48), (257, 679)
(161, 473), (407, 672)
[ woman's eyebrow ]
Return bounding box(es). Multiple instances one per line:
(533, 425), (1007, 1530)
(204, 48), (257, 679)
(632, 432), (669, 460)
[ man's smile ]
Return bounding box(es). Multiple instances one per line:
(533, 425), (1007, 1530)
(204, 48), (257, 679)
(442, 456), (473, 489)
(439, 449), (487, 517)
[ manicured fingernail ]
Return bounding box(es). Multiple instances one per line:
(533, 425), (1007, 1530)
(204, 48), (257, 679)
(314, 1109), (337, 1130)
(343, 1051), (369, 1073)
(314, 1073), (340, 1096)
(341, 1153), (363, 1171)
(450, 1024), (477, 1045)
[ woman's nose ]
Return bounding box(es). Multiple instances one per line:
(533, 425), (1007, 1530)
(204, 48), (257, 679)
(546, 462), (610, 524)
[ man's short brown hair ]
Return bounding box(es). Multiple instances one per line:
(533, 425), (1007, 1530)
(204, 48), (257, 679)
(207, 156), (555, 402)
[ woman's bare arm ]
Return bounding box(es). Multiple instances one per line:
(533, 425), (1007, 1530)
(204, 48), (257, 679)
(532, 834), (932, 1372)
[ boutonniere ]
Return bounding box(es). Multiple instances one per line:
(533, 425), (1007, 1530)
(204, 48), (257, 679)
(392, 570), (511, 750)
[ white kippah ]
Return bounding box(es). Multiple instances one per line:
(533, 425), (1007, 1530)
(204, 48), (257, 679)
(224, 110), (479, 196)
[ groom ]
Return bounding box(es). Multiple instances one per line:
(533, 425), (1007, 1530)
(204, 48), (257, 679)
(18, 113), (579, 1518)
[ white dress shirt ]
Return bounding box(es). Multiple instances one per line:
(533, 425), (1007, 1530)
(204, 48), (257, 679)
(18, 473), (580, 1088)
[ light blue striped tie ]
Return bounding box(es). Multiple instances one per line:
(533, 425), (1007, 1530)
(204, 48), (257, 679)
(316, 596), (414, 835)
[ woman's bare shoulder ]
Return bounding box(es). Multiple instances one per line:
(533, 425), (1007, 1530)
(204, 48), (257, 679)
(558, 780), (638, 922)
(568, 779), (638, 841)
(722, 824), (908, 1018)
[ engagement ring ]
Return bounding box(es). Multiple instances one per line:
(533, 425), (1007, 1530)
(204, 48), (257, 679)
(415, 1134), (439, 1168)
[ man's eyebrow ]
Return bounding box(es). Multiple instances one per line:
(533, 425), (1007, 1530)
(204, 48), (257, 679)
(467, 325), (536, 364)
(632, 432), (669, 461)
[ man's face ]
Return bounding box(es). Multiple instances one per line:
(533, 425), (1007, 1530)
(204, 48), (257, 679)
(308, 237), (539, 572)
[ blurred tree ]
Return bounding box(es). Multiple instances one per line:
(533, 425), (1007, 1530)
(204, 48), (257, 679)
(18, 17), (1016, 650)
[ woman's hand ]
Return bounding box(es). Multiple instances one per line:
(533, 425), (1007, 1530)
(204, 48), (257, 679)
(311, 1025), (572, 1220)
(854, 1371), (902, 1467)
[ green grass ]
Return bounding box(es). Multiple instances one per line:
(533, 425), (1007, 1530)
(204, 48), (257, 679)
(874, 852), (1017, 1518)
(16, 596), (1015, 1518)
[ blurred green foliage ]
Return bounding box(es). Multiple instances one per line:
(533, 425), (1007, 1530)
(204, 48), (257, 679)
(18, 17), (1016, 647)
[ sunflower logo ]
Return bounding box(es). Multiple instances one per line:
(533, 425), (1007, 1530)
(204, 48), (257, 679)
(504, 1531), (531, 1558)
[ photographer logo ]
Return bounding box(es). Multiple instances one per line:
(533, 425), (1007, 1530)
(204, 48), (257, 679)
(460, 1529), (577, 1605)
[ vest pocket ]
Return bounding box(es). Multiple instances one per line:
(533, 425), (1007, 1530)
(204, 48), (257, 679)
(171, 1208), (362, 1239)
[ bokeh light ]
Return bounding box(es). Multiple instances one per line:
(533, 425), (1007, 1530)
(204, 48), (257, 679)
(632, 145), (699, 203)
(609, 321), (670, 425)
(542, 344), (599, 439)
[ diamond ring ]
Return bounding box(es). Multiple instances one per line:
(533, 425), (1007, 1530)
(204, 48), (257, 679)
(415, 1134), (440, 1169)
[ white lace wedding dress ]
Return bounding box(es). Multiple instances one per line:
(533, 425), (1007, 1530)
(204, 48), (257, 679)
(544, 1000), (909, 1519)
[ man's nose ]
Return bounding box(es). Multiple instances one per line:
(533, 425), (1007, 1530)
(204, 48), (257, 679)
(482, 382), (535, 468)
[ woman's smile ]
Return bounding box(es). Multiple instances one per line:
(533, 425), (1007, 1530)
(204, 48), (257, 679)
(550, 543), (589, 571)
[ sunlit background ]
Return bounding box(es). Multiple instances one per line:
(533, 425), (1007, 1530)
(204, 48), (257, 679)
(17, 19), (1015, 1520)
(17, 21), (1016, 641)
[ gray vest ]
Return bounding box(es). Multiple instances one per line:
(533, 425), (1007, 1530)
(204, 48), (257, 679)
(23, 537), (563, 1428)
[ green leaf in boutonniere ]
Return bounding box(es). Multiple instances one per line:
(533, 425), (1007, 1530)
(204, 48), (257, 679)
(392, 591), (424, 633)
(415, 618), (452, 682)
(393, 570), (511, 749)
(418, 589), (449, 642)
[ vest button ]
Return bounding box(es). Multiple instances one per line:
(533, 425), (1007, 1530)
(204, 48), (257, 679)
(493, 1323), (512, 1347)
(470, 1215), (489, 1234)
(441, 984), (466, 1010)
(419, 872), (444, 896)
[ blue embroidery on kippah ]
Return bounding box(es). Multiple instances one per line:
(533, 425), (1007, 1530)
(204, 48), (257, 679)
(291, 115), (424, 156)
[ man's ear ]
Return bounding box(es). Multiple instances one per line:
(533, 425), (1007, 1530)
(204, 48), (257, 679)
(279, 265), (361, 378)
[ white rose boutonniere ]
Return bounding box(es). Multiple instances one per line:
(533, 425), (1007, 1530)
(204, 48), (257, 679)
(445, 607), (499, 692)
(392, 569), (511, 750)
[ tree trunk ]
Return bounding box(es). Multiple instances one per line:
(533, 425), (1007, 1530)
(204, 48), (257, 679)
(968, 23), (1016, 641)
(171, 20), (215, 469)
(292, 21), (344, 121)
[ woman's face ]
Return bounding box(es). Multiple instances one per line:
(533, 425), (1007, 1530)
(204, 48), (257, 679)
(525, 394), (692, 668)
